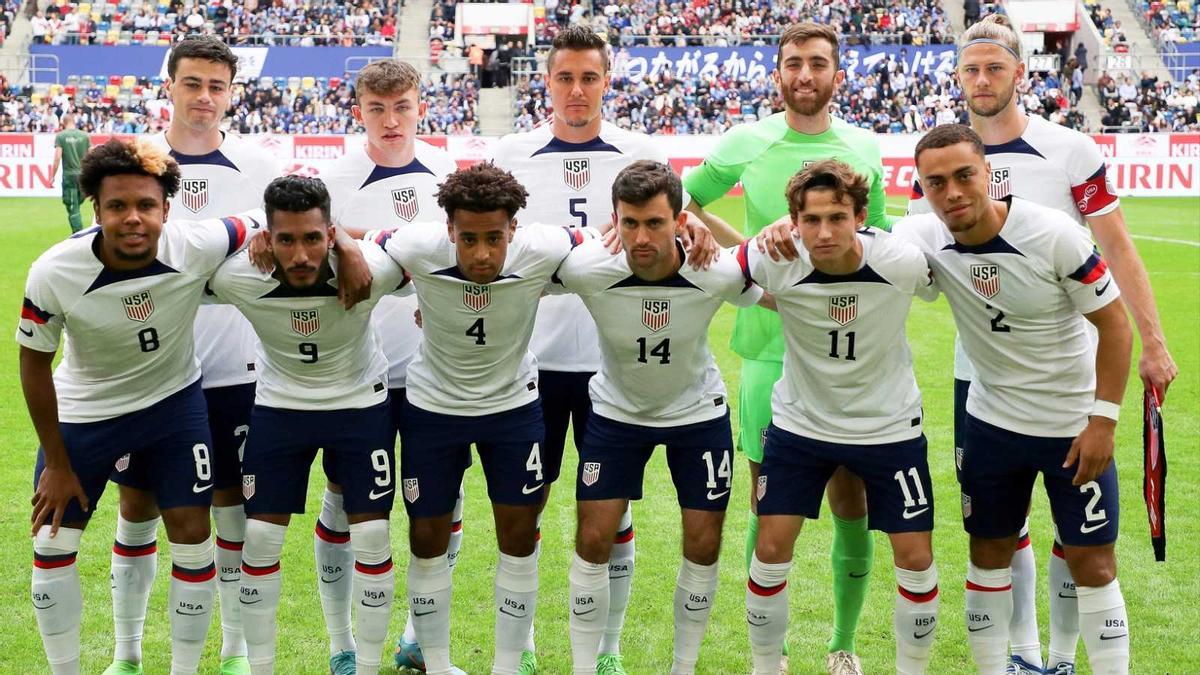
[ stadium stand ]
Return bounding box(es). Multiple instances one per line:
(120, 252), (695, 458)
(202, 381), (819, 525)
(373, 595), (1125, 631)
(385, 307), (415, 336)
(1086, 0), (1136, 50)
(1096, 67), (1200, 129)
(1139, 0), (1198, 44)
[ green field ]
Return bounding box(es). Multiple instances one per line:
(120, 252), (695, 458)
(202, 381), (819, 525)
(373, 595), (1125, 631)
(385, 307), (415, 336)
(0, 196), (1196, 674)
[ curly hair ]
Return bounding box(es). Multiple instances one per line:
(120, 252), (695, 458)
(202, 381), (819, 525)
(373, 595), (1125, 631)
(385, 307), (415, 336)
(436, 163), (529, 220)
(786, 159), (870, 221)
(611, 160), (682, 216)
(167, 35), (238, 81)
(264, 176), (332, 227)
(78, 138), (181, 203)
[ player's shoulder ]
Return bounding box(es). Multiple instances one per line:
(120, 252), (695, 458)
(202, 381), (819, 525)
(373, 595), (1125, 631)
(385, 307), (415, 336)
(321, 141), (370, 184)
(596, 121), (657, 155)
(831, 116), (881, 147)
(493, 123), (554, 159)
(208, 248), (267, 296)
(891, 212), (949, 250)
(558, 238), (628, 289)
(709, 112), (789, 157)
(1021, 114), (1096, 153)
(381, 220), (450, 263)
(682, 244), (750, 288)
(30, 227), (100, 274)
(218, 132), (279, 172)
(863, 228), (928, 273)
(413, 138), (458, 177)
(1006, 196), (1088, 245)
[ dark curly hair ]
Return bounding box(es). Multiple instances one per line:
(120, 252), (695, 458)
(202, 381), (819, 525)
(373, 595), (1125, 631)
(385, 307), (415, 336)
(78, 138), (181, 204)
(436, 163), (529, 220)
(168, 35), (238, 81)
(611, 160), (682, 216)
(786, 159), (870, 221)
(263, 175), (332, 228)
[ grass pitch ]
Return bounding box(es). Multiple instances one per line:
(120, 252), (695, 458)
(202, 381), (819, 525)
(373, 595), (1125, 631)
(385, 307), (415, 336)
(0, 196), (1196, 673)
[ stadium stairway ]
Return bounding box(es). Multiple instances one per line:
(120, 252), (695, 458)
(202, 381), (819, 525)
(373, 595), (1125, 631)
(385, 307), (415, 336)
(0, 0), (43, 83)
(1099, 0), (1174, 81)
(396, 0), (434, 73)
(479, 86), (513, 135)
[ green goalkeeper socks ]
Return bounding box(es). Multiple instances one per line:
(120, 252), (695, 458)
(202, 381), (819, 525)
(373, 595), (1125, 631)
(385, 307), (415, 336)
(828, 513), (873, 654)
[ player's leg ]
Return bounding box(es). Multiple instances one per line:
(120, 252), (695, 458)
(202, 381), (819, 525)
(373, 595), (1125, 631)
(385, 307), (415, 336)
(62, 182), (83, 234)
(570, 499), (626, 674)
(106, 483), (160, 674)
(888, 532), (939, 675)
(824, 466), (872, 666)
(738, 359), (781, 571)
(1047, 533), (1081, 673)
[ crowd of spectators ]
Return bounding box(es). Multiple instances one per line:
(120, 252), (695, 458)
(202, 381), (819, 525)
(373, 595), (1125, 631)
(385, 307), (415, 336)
(2, 0), (24, 45)
(1140, 0), (1198, 44)
(1086, 0), (1135, 50)
(1097, 67), (1200, 129)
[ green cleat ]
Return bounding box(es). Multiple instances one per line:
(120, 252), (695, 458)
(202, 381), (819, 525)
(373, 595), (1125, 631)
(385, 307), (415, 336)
(596, 653), (626, 675)
(219, 655), (252, 675)
(101, 661), (143, 675)
(329, 649), (356, 675)
(517, 649), (538, 674)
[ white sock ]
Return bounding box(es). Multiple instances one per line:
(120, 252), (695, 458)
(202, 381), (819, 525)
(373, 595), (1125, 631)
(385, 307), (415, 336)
(33, 526), (83, 675)
(213, 505), (247, 660)
(1077, 580), (1129, 675)
(111, 515), (159, 664)
(524, 513), (542, 654)
(408, 554), (453, 675)
(569, 553), (610, 675)
(241, 520), (286, 673)
(494, 552), (539, 674)
(600, 506), (634, 656)
(746, 554), (791, 675)
(1009, 524), (1042, 669)
(894, 563), (940, 675)
(671, 558), (718, 674)
(965, 563), (1013, 675)
(402, 491), (465, 646)
(314, 490), (355, 655)
(350, 519), (394, 675)
(1047, 540), (1080, 669)
(168, 537), (217, 675)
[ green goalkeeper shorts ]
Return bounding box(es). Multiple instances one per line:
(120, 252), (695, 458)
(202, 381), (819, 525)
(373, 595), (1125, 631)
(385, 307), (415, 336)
(736, 358), (783, 464)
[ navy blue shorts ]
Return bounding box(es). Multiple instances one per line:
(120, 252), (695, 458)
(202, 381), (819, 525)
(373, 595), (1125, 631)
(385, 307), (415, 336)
(953, 378), (970, 482)
(400, 399), (544, 518)
(576, 411), (734, 512)
(538, 370), (593, 486)
(960, 413), (1119, 546)
(757, 425), (934, 533)
(241, 400), (395, 516)
(40, 380), (214, 523)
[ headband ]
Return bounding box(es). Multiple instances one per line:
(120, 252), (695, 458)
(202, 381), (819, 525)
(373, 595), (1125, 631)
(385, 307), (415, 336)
(958, 38), (1021, 61)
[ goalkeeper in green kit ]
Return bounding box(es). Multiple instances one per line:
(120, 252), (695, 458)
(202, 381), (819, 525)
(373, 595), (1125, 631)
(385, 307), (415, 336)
(683, 22), (894, 675)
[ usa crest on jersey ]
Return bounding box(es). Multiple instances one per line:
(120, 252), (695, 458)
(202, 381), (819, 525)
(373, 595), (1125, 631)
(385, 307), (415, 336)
(391, 187), (419, 222)
(181, 178), (209, 213)
(403, 478), (420, 503)
(563, 158), (590, 191)
(463, 284), (490, 312)
(581, 461), (601, 486)
(642, 299), (671, 332)
(828, 294), (858, 326)
(988, 167), (1012, 200)
(123, 290), (155, 322)
(970, 264), (1000, 299)
(291, 309), (319, 337)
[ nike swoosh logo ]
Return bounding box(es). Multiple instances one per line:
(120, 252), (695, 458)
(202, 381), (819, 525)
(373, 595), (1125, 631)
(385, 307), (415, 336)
(914, 628), (935, 639)
(572, 607), (597, 617)
(499, 606), (525, 618)
(219, 575), (240, 583)
(1058, 592), (1077, 599)
(362, 600), (388, 608)
(707, 489), (730, 500)
(192, 483), (212, 494)
(414, 609), (436, 617)
(176, 609), (204, 616)
(902, 507), (930, 519)
(1080, 520), (1109, 534)
(369, 489), (394, 500)
(1099, 633), (1127, 641)
(18, 327), (33, 337)
(32, 602), (57, 610)
(609, 573), (631, 580)
(522, 483), (544, 495)
(967, 624), (993, 632)
(1095, 280), (1111, 296)
(684, 603), (708, 611)
(240, 598), (262, 605)
(747, 618), (768, 627)
(849, 571), (869, 579)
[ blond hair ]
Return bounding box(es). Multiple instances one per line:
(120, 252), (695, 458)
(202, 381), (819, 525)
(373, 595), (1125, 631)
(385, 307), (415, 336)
(960, 15), (1022, 61)
(355, 59), (422, 102)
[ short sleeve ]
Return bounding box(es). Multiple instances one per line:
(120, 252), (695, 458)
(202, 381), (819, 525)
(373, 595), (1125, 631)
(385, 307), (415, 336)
(178, 209), (267, 277)
(738, 239), (806, 295)
(363, 241), (411, 299)
(1054, 227), (1120, 314)
(683, 127), (752, 207)
(905, 179), (933, 216)
(17, 262), (65, 353)
(711, 246), (763, 306)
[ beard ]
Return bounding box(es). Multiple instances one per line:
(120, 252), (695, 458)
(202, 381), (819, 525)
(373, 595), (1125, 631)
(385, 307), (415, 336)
(113, 246), (154, 263)
(966, 83), (1016, 117)
(782, 82), (834, 117)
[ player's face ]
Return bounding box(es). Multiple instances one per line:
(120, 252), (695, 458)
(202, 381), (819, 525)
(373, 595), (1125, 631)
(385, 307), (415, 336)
(547, 48), (610, 128)
(352, 87), (421, 152)
(166, 57), (234, 133)
(94, 174), (169, 267)
(794, 189), (864, 264)
(448, 209), (516, 284)
(268, 208), (334, 289)
(915, 143), (992, 233)
(957, 44), (1024, 118)
(773, 39), (844, 117)
(615, 193), (685, 273)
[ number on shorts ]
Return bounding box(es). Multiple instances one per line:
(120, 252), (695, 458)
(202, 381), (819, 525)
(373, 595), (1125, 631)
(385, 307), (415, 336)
(893, 467), (929, 507)
(701, 450), (732, 489)
(1079, 480), (1107, 522)
(526, 443), (544, 481)
(233, 424), (249, 464)
(299, 342), (319, 363)
(138, 327), (160, 352)
(370, 448), (391, 487)
(192, 443), (212, 481)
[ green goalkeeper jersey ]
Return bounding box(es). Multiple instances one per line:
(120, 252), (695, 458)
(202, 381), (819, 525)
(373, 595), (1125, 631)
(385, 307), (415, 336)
(684, 112), (890, 362)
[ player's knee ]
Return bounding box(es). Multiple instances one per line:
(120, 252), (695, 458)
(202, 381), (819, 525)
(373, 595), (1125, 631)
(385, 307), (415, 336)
(160, 506), (211, 544)
(893, 546), (934, 572)
(409, 517), (451, 558)
(496, 516), (539, 557)
(118, 486), (160, 521)
(754, 534), (792, 564)
(1064, 546), (1117, 587)
(348, 518), (391, 565)
(968, 536), (1017, 569)
(682, 525), (722, 566)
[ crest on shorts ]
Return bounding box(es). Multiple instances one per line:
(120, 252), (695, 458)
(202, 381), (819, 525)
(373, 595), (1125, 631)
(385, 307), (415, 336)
(828, 294), (858, 326)
(641, 299), (670, 332)
(563, 158), (590, 191)
(291, 309), (319, 337)
(181, 178), (209, 213)
(114, 453), (130, 473)
(463, 284), (489, 312)
(242, 474), (256, 500)
(955, 446), (964, 471)
(961, 493), (972, 518)
(757, 475), (768, 500)
(403, 478), (420, 503)
(970, 264), (1000, 299)
(122, 290), (154, 322)
(988, 167), (1012, 200)
(581, 461), (601, 487)
(391, 187), (419, 222)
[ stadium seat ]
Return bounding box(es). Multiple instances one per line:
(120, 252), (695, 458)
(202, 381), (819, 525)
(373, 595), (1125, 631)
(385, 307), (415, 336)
(122, 75), (136, 88)
(108, 74), (121, 86)
(301, 76), (316, 90)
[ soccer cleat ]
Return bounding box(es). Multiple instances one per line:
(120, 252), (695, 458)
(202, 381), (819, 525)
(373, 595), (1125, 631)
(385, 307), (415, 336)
(329, 650), (356, 675)
(1047, 663), (1077, 675)
(394, 636), (426, 671)
(1006, 655), (1042, 674)
(596, 652), (625, 675)
(101, 661), (143, 675)
(826, 650), (864, 675)
(219, 655), (252, 675)
(518, 649), (539, 674)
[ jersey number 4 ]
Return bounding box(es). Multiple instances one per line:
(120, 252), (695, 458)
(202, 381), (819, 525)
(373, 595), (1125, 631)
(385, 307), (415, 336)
(467, 318), (487, 345)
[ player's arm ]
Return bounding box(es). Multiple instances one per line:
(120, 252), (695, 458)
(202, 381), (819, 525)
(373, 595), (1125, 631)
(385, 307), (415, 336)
(1064, 298), (1132, 486)
(865, 164), (897, 230)
(51, 146), (62, 180)
(331, 226), (373, 309)
(20, 344), (89, 535)
(685, 200), (745, 247)
(682, 131), (754, 247)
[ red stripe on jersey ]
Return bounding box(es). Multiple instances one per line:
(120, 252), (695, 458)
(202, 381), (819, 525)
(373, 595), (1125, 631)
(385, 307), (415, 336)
(242, 561), (281, 576)
(1071, 167), (1118, 216)
(563, 226), (585, 248)
(910, 179), (925, 199)
(898, 585), (940, 603)
(113, 540), (158, 557)
(748, 578), (787, 596)
(222, 216), (248, 256)
(216, 537), (243, 551)
(965, 580), (1012, 592)
(315, 520), (350, 544)
(736, 241), (753, 285)
(354, 558), (394, 575)
(1069, 249), (1108, 284)
(21, 297), (52, 324)
(172, 563), (217, 583)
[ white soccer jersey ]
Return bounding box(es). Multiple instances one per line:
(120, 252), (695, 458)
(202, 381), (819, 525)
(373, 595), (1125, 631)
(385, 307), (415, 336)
(322, 139), (457, 389)
(741, 230), (936, 445)
(207, 241), (407, 411)
(893, 198), (1120, 437)
(492, 121), (678, 373)
(378, 221), (591, 416)
(17, 212), (265, 423)
(554, 239), (761, 427)
(146, 131), (282, 389)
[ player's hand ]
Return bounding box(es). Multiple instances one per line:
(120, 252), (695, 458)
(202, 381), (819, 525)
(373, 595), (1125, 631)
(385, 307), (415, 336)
(336, 245), (373, 310)
(1063, 417), (1117, 485)
(31, 465), (88, 537)
(602, 226), (623, 255)
(680, 212), (719, 269)
(757, 292), (778, 312)
(1138, 343), (1177, 403)
(249, 231), (274, 274)
(413, 308), (423, 329)
(756, 216), (800, 262)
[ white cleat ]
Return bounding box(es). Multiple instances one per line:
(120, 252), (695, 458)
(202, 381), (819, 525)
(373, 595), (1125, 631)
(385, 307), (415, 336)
(826, 650), (863, 675)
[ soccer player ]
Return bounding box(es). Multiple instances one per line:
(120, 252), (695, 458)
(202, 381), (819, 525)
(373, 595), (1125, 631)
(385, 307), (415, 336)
(19, 138), (264, 675)
(907, 16), (1176, 673)
(682, 22), (892, 675)
(897, 124), (1132, 675)
(50, 113), (90, 234)
(208, 176), (406, 675)
(554, 161), (762, 674)
(741, 160), (940, 675)
(316, 58), (462, 672)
